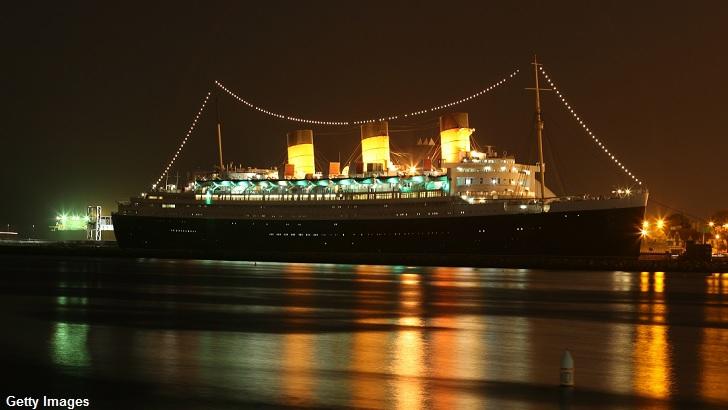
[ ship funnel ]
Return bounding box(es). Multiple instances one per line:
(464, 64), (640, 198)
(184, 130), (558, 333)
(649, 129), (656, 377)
(440, 112), (473, 163)
(286, 130), (315, 179)
(360, 121), (391, 173)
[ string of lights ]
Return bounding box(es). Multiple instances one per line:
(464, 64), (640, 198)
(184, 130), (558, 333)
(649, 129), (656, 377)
(214, 68), (519, 126)
(152, 91), (212, 189)
(214, 80), (347, 125)
(538, 65), (643, 186)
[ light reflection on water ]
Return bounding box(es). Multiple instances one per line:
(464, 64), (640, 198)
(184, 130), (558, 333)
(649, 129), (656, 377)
(51, 322), (89, 368)
(14, 259), (726, 408)
(392, 271), (425, 409)
(634, 272), (671, 400)
(52, 285), (90, 369)
(283, 263), (316, 407)
(701, 273), (728, 404)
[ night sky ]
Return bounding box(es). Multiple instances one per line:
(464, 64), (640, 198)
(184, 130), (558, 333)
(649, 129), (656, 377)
(2, 1), (727, 234)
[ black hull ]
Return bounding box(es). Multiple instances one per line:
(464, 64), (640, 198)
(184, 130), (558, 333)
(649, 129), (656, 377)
(112, 206), (645, 258)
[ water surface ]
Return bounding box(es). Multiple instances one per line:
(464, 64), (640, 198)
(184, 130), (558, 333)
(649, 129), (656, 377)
(1, 255), (727, 409)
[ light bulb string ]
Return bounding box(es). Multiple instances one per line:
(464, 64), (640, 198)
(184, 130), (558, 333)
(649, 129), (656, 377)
(152, 91), (211, 189)
(214, 68), (520, 126)
(538, 65), (643, 186)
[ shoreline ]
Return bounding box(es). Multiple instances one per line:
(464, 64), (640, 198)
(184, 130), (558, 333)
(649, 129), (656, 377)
(1, 240), (726, 273)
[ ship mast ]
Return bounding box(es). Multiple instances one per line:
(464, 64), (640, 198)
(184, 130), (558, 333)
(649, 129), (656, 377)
(215, 92), (225, 174)
(531, 55), (547, 204)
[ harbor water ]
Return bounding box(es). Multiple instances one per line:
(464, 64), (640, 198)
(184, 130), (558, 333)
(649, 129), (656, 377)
(1, 254), (727, 409)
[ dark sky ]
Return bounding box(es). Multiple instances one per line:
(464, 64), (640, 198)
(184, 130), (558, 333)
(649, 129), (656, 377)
(2, 1), (727, 232)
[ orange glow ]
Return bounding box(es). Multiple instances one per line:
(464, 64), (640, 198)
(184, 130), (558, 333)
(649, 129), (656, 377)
(430, 317), (457, 408)
(634, 277), (670, 399)
(640, 271), (649, 293)
(707, 273), (728, 295)
(351, 331), (387, 408)
(654, 272), (665, 293)
(392, 271), (425, 410)
(701, 306), (728, 403)
(282, 333), (314, 405)
(349, 265), (388, 409)
(634, 321), (670, 398)
(393, 318), (424, 409)
(400, 273), (420, 286)
(281, 263), (316, 406)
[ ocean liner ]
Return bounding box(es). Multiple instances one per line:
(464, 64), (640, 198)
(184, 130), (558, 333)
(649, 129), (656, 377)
(113, 59), (647, 258)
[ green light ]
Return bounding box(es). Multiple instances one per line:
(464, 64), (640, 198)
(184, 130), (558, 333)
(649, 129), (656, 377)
(54, 212), (88, 231)
(52, 322), (89, 367)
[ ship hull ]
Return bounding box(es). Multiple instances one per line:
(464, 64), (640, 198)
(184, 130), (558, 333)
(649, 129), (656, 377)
(112, 205), (645, 258)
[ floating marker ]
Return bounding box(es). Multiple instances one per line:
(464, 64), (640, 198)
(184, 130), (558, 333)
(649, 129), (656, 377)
(560, 349), (574, 387)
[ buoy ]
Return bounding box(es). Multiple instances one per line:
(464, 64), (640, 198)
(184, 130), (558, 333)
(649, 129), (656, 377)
(560, 349), (574, 387)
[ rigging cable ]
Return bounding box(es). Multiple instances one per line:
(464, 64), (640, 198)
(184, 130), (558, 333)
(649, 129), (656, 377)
(342, 142), (362, 169)
(541, 123), (567, 196)
(152, 91), (212, 189)
(538, 65), (643, 186)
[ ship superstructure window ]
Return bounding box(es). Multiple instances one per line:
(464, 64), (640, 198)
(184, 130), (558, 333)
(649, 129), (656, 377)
(162, 204), (176, 208)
